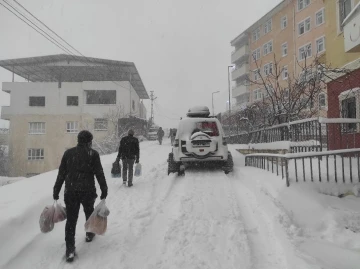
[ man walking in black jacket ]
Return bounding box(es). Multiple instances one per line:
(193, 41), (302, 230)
(116, 129), (140, 187)
(53, 130), (108, 262)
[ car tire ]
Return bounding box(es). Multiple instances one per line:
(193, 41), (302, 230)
(223, 151), (234, 174)
(168, 153), (180, 175)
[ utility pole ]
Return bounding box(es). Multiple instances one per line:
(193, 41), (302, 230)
(150, 91), (157, 126)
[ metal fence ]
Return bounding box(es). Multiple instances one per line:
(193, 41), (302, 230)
(226, 117), (360, 152)
(245, 149), (360, 187)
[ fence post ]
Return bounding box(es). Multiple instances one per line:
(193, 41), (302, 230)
(285, 158), (290, 187)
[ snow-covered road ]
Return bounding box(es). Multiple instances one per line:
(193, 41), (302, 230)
(1, 139), (359, 269)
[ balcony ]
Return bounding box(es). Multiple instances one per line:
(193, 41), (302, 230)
(231, 64), (249, 81)
(343, 2), (360, 53)
(232, 84), (247, 98)
(231, 45), (250, 64)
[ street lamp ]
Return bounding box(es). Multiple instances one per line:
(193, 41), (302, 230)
(228, 65), (235, 115)
(212, 91), (220, 116)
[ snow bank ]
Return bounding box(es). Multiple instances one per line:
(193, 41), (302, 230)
(0, 176), (24, 187)
(230, 146), (360, 269)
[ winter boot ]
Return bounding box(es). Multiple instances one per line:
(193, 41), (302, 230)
(66, 248), (76, 263)
(128, 182), (133, 187)
(86, 232), (95, 242)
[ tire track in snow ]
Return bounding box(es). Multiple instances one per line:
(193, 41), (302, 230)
(122, 168), (252, 269)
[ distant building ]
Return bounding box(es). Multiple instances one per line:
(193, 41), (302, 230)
(230, 0), (327, 116)
(0, 54), (149, 177)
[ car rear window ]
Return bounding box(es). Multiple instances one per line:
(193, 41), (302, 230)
(193, 121), (219, 136)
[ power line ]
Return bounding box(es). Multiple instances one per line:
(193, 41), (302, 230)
(1, 0), (133, 92)
(2, 0), (75, 56)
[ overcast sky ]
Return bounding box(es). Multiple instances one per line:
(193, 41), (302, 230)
(0, 0), (281, 128)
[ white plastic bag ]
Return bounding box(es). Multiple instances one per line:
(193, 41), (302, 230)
(134, 163), (142, 177)
(39, 203), (55, 233)
(53, 201), (67, 223)
(84, 200), (110, 235)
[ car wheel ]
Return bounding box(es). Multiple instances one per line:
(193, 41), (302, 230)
(167, 153), (180, 175)
(223, 151), (234, 174)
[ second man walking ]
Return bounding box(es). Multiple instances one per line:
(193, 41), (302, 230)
(116, 129), (140, 187)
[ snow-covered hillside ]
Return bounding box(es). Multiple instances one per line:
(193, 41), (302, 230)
(0, 139), (359, 269)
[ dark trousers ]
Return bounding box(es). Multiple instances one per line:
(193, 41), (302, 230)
(122, 159), (135, 184)
(64, 191), (97, 251)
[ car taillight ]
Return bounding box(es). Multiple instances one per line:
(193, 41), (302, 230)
(174, 139), (179, 147)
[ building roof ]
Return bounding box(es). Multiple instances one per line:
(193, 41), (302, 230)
(0, 54), (149, 99)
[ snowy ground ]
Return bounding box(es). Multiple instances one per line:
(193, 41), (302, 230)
(0, 176), (24, 187)
(0, 139), (359, 269)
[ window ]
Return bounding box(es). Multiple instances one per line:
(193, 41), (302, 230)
(282, 42), (288, 57)
(253, 69), (260, 81)
(28, 149), (44, 160)
(29, 122), (45, 134)
(341, 97), (357, 131)
(66, 121), (79, 133)
(264, 85), (274, 97)
(264, 19), (272, 34)
(94, 118), (108, 131)
(253, 89), (262, 100)
(194, 122), (219, 136)
(319, 93), (326, 107)
(132, 100), (136, 111)
(29, 96), (45, 107)
(263, 41), (273, 55)
(282, 66), (288, 80)
(86, 90), (116, 105)
(316, 9), (325, 26)
(252, 48), (261, 61)
(298, 17), (311, 35)
(298, 0), (310, 11)
(299, 43), (312, 60)
(281, 16), (288, 29)
(339, 0), (353, 30)
(263, 63), (273, 75)
(316, 37), (325, 53)
(252, 27), (260, 41)
(67, 96), (79, 106)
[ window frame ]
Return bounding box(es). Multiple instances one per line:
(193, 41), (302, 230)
(298, 17), (311, 36)
(298, 43), (312, 61)
(252, 47), (261, 61)
(315, 8), (325, 26)
(316, 36), (326, 53)
(264, 19), (272, 34)
(263, 62), (273, 76)
(281, 15), (288, 29)
(263, 40), (273, 56)
(253, 88), (263, 101)
(66, 121), (79, 133)
(252, 27), (261, 42)
(253, 69), (260, 81)
(298, 0), (311, 11)
(27, 148), (44, 161)
(28, 122), (46, 135)
(85, 90), (117, 105)
(282, 66), (289, 80)
(281, 42), (288, 57)
(318, 93), (327, 108)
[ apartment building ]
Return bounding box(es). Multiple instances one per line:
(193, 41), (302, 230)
(0, 54), (149, 177)
(230, 0), (327, 115)
(324, 0), (360, 150)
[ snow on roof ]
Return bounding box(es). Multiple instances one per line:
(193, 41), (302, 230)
(338, 87), (360, 98)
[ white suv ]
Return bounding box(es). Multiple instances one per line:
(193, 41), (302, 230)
(167, 106), (233, 175)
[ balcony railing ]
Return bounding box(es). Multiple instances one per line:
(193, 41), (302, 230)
(1, 106), (11, 120)
(231, 45), (249, 64)
(231, 64), (249, 81)
(232, 84), (247, 97)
